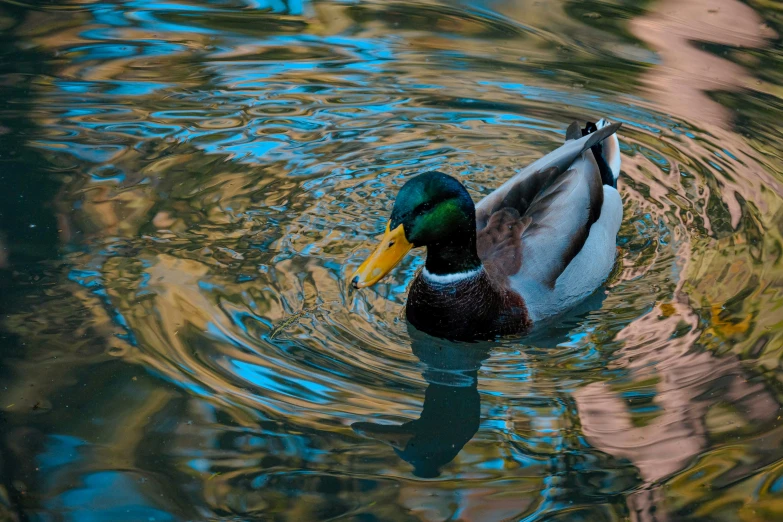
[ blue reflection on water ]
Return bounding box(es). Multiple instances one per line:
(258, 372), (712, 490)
(38, 435), (85, 485)
(51, 472), (177, 522)
(232, 358), (333, 404)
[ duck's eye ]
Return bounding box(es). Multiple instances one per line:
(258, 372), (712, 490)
(388, 240), (396, 248)
(414, 201), (434, 215)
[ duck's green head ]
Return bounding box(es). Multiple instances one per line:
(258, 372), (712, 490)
(351, 171), (477, 288)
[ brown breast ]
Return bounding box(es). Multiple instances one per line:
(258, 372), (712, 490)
(405, 269), (532, 341)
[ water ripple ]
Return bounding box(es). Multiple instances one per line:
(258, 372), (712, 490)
(1, 0), (783, 520)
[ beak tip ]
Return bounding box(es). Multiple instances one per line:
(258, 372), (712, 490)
(350, 275), (361, 289)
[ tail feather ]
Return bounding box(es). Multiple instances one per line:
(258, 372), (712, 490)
(582, 118), (622, 187)
(475, 120), (621, 215)
(597, 118), (621, 184)
(565, 121), (582, 141)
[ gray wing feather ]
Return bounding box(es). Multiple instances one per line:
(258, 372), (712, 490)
(511, 151), (604, 288)
(475, 121), (620, 227)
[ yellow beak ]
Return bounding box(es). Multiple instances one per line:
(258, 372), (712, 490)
(351, 222), (413, 289)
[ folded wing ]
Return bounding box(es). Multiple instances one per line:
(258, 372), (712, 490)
(476, 122), (620, 289)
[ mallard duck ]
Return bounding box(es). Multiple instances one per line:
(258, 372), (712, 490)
(351, 119), (623, 340)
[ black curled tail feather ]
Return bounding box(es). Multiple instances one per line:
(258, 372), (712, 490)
(582, 121), (616, 188)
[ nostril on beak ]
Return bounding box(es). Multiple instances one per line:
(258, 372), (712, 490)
(351, 275), (360, 289)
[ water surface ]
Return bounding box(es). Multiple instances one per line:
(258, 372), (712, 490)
(1, 0), (783, 520)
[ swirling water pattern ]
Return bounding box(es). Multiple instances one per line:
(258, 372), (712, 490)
(1, 0), (783, 520)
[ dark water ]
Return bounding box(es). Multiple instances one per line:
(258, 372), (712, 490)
(1, 0), (783, 520)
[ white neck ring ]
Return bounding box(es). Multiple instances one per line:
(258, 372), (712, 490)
(422, 266), (482, 285)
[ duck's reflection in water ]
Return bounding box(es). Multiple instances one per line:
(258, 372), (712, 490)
(351, 271), (782, 520)
(353, 329), (491, 478)
(350, 291), (609, 479)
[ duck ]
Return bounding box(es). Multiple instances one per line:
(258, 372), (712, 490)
(351, 119), (623, 340)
